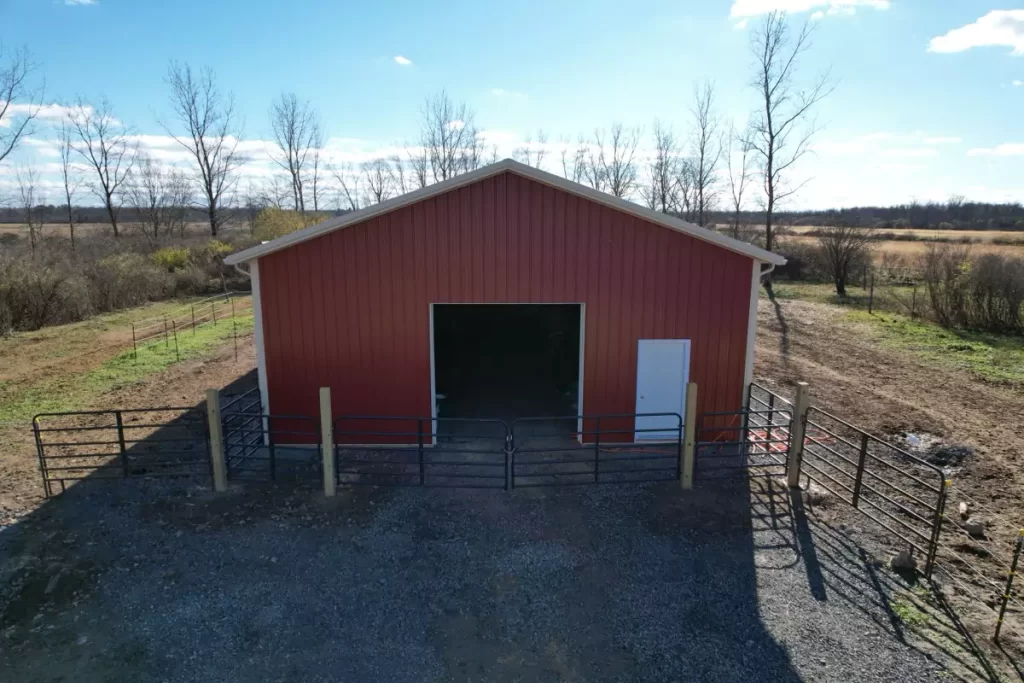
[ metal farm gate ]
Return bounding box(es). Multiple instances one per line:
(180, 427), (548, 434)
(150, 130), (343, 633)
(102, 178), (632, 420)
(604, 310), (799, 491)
(33, 406), (210, 497)
(695, 383), (794, 481)
(510, 414), (682, 488)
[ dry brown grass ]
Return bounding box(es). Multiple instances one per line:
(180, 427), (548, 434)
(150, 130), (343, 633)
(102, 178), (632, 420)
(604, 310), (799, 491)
(785, 235), (1024, 262)
(784, 225), (1024, 243)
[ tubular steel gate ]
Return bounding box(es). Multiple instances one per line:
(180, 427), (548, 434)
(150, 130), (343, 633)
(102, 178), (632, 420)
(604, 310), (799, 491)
(33, 406), (209, 497)
(222, 411), (321, 482)
(799, 406), (947, 576)
(332, 412), (684, 490)
(510, 414), (682, 488)
(694, 383), (793, 480)
(333, 416), (510, 489)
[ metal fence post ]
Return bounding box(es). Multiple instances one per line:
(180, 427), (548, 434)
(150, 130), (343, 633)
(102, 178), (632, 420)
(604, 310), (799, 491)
(681, 382), (698, 489)
(995, 530), (1023, 641)
(206, 388), (228, 492)
(319, 387), (335, 497)
(852, 433), (869, 507)
(115, 410), (129, 478)
(924, 479), (949, 579)
(418, 418), (426, 486)
(786, 382), (810, 488)
(33, 418), (52, 498)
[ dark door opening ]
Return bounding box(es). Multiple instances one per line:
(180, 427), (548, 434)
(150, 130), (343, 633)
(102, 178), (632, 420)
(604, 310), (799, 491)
(432, 304), (581, 421)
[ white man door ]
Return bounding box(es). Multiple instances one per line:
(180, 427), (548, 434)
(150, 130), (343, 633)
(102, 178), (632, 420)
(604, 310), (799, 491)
(634, 339), (691, 440)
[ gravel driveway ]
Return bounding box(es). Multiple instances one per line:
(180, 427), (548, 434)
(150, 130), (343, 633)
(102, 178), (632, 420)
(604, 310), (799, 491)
(1, 477), (952, 682)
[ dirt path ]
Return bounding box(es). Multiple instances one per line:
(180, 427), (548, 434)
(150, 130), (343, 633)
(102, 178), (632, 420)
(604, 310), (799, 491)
(754, 297), (1023, 499)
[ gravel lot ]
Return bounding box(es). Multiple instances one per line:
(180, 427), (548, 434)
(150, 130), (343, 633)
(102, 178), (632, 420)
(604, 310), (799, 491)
(1, 477), (954, 682)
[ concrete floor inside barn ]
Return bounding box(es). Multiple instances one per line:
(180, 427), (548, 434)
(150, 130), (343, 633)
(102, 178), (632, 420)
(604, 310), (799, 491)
(0, 476), (954, 682)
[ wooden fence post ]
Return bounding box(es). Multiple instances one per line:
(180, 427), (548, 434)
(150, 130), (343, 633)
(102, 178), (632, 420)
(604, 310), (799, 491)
(206, 388), (228, 492)
(786, 382), (811, 488)
(320, 386), (335, 497)
(680, 382), (698, 489)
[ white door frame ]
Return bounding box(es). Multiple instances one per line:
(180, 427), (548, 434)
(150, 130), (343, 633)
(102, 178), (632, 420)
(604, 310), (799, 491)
(634, 339), (691, 442)
(429, 303), (586, 444)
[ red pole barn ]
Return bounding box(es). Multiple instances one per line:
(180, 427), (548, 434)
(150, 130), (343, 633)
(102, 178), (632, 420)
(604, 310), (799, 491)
(225, 159), (784, 444)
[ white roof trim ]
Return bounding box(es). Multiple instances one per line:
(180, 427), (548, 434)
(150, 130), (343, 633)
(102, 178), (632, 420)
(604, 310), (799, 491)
(225, 158), (786, 266)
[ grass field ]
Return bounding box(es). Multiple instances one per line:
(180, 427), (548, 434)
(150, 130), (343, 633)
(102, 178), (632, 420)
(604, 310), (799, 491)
(784, 225), (1024, 243)
(783, 235), (1024, 262)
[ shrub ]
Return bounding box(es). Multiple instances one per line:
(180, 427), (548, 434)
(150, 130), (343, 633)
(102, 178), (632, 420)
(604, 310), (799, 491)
(0, 259), (93, 333)
(173, 265), (212, 295)
(151, 246), (191, 272)
(921, 244), (1024, 333)
(87, 253), (173, 311)
(937, 222), (954, 231)
(253, 208), (329, 241)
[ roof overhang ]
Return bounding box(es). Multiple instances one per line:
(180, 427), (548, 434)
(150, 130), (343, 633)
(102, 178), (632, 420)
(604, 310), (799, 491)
(225, 158), (786, 267)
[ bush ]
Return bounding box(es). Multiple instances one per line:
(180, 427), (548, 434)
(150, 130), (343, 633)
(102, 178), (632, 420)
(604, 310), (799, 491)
(173, 265), (211, 295)
(937, 222), (954, 231)
(87, 253), (173, 311)
(0, 259), (93, 333)
(921, 244), (1024, 333)
(151, 246), (191, 272)
(253, 208), (329, 241)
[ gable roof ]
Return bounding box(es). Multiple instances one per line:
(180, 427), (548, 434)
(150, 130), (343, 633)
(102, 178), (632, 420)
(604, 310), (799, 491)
(225, 158), (786, 266)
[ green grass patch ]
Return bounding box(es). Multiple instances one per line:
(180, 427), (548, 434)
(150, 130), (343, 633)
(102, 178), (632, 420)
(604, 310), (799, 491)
(890, 592), (931, 629)
(769, 281), (919, 309)
(845, 310), (1024, 385)
(0, 315), (253, 424)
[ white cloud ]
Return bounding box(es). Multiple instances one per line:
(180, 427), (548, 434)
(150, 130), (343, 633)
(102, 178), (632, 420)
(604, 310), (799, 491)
(22, 137), (60, 157)
(393, 55), (412, 66)
(64, 0), (97, 4)
(967, 142), (1024, 157)
(490, 88), (527, 100)
(812, 130), (955, 158)
(0, 101), (94, 125)
(1013, 80), (1023, 86)
(446, 119), (465, 131)
(928, 10), (1024, 55)
(729, 0), (888, 19)
(810, 10), (825, 20)
(879, 147), (939, 158)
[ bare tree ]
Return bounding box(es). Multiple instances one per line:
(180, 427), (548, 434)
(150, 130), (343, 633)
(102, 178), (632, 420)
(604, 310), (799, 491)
(560, 135), (588, 183)
(268, 92), (320, 214)
(66, 97), (136, 237)
(259, 175), (292, 210)
(641, 120), (681, 213)
(586, 124), (641, 198)
(57, 121), (82, 254)
(749, 11), (833, 267)
(127, 155), (192, 244)
(15, 165), (43, 258)
(690, 81), (721, 227)
(816, 223), (873, 297)
(725, 122), (755, 241)
(677, 160), (697, 222)
(513, 129), (548, 168)
(390, 153), (410, 194)
(241, 182), (266, 235)
(165, 62), (241, 237)
(362, 158), (395, 204)
(1, 44), (42, 165)
(419, 91), (483, 182)
(308, 127), (325, 212)
(406, 144), (429, 189)
(331, 163), (362, 211)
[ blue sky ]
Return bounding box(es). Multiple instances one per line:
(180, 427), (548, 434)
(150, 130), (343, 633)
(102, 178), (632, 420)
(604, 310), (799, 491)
(1, 0), (1023, 209)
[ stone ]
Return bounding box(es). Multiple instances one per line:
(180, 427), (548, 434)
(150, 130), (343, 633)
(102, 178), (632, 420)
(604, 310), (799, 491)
(891, 549), (917, 572)
(958, 502), (969, 520)
(964, 517), (986, 538)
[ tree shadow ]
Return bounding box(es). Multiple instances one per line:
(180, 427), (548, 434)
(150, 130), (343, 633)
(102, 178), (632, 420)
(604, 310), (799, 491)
(766, 285), (791, 366)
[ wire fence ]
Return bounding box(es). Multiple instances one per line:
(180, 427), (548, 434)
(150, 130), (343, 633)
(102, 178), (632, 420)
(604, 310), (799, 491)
(129, 292), (252, 362)
(931, 479), (1024, 644)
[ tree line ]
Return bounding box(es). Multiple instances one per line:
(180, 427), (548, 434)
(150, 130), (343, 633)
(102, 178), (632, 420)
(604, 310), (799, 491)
(1, 12), (833, 278)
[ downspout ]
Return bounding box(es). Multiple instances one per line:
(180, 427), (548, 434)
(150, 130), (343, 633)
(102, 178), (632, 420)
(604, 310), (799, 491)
(233, 263), (251, 279)
(759, 262), (776, 279)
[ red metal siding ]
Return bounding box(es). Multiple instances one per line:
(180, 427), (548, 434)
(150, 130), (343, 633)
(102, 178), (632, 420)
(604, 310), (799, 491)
(259, 171), (755, 439)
